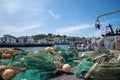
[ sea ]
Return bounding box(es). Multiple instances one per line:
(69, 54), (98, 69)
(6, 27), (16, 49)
(15, 45), (68, 52)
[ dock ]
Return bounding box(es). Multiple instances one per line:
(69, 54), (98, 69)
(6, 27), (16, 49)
(0, 43), (54, 47)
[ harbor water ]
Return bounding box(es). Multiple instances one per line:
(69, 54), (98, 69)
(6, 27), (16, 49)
(15, 45), (68, 52)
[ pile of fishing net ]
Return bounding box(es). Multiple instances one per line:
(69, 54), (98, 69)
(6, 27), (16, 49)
(53, 46), (78, 61)
(89, 54), (120, 80)
(0, 48), (22, 59)
(53, 46), (79, 67)
(75, 59), (94, 78)
(75, 52), (94, 78)
(0, 46), (79, 80)
(75, 48), (120, 80)
(11, 69), (48, 80)
(89, 48), (109, 61)
(0, 49), (63, 80)
(90, 63), (120, 80)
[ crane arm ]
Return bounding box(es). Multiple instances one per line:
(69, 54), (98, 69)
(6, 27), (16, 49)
(97, 9), (120, 20)
(95, 9), (120, 29)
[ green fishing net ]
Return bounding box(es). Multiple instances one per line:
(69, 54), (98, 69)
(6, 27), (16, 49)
(0, 47), (80, 80)
(76, 60), (93, 78)
(53, 46), (79, 68)
(24, 51), (59, 72)
(11, 69), (48, 80)
(53, 46), (78, 62)
(0, 50), (60, 80)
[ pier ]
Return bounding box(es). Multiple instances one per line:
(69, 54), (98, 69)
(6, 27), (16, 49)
(0, 43), (54, 47)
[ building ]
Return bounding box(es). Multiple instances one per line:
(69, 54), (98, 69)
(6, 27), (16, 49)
(104, 36), (115, 50)
(17, 36), (26, 44)
(37, 39), (47, 44)
(1, 35), (17, 44)
(17, 36), (34, 44)
(26, 36), (34, 44)
(0, 37), (4, 44)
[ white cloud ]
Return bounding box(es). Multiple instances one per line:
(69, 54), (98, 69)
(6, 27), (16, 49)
(0, 23), (41, 35)
(0, 0), (47, 15)
(5, 3), (21, 14)
(1, 0), (22, 15)
(28, 8), (43, 16)
(55, 23), (94, 35)
(48, 10), (59, 18)
(29, 8), (42, 12)
(14, 24), (40, 33)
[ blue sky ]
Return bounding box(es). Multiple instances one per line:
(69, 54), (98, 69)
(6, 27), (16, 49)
(0, 0), (120, 37)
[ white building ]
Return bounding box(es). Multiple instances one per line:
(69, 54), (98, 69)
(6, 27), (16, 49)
(17, 36), (26, 44)
(26, 36), (34, 44)
(0, 37), (3, 43)
(91, 37), (97, 44)
(104, 36), (115, 50)
(2, 35), (17, 44)
(18, 36), (34, 44)
(37, 39), (47, 44)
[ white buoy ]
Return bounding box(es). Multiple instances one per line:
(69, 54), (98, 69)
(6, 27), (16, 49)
(62, 64), (71, 73)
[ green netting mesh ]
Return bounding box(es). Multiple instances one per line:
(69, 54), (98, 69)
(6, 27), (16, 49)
(0, 50), (60, 80)
(0, 59), (13, 65)
(53, 46), (78, 62)
(53, 46), (79, 68)
(0, 47), (80, 80)
(24, 51), (58, 72)
(11, 52), (27, 61)
(8, 52), (27, 68)
(11, 69), (48, 80)
(0, 52), (27, 67)
(76, 60), (93, 78)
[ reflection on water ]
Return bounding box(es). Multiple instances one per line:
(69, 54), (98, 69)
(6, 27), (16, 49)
(17, 47), (45, 52)
(16, 45), (68, 52)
